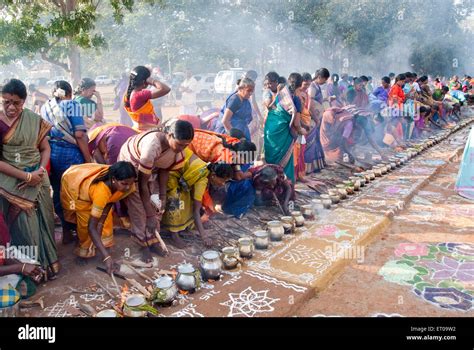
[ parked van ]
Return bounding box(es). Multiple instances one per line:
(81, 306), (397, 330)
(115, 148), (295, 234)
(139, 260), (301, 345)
(214, 68), (244, 95)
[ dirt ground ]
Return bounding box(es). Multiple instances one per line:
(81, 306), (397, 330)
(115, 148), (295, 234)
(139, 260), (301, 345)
(296, 145), (474, 317)
(19, 94), (474, 318)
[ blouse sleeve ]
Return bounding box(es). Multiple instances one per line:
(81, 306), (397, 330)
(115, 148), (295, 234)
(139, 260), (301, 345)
(192, 176), (209, 202)
(138, 133), (161, 174)
(89, 182), (112, 219)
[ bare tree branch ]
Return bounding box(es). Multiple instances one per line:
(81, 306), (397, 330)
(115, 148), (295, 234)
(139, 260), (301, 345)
(40, 51), (69, 72)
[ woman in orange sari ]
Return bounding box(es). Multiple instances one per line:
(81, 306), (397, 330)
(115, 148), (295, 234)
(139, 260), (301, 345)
(123, 66), (171, 131)
(61, 162), (136, 273)
(294, 74), (311, 181)
(188, 128), (255, 164)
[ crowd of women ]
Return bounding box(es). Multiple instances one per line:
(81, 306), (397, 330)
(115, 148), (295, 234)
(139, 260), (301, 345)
(0, 65), (472, 304)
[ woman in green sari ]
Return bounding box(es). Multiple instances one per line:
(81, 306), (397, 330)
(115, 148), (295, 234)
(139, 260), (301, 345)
(264, 74), (305, 183)
(0, 79), (59, 279)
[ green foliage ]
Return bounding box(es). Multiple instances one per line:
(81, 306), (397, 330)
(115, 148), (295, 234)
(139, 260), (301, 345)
(0, 0), (472, 79)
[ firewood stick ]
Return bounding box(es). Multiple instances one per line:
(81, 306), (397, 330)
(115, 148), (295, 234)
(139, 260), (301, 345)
(153, 228), (169, 255)
(110, 273), (121, 294)
(97, 281), (116, 299)
(123, 261), (153, 282)
(273, 192), (286, 215)
(125, 278), (151, 298)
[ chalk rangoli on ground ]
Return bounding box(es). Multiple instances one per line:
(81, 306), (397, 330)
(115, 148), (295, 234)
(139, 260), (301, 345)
(379, 242), (474, 311)
(244, 270), (307, 293)
(220, 287), (280, 317)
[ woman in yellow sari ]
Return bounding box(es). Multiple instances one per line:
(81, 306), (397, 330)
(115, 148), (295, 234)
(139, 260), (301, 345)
(61, 162), (136, 273)
(161, 148), (233, 247)
(123, 66), (171, 131)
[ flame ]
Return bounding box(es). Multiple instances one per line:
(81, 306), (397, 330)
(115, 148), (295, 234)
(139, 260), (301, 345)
(119, 284), (129, 308)
(178, 290), (189, 295)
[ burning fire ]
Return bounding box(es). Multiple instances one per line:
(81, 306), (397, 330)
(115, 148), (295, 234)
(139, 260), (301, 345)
(119, 284), (129, 308)
(178, 290), (189, 295)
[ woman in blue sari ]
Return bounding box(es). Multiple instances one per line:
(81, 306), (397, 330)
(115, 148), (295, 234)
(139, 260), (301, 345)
(213, 78), (254, 140)
(213, 79), (256, 217)
(41, 81), (92, 244)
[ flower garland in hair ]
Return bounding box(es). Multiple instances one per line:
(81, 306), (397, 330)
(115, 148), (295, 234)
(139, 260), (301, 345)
(53, 88), (66, 98)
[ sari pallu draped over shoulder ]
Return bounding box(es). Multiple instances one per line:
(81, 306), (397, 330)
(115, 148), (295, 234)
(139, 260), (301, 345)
(264, 94), (296, 183)
(123, 95), (159, 131)
(60, 163), (135, 258)
(0, 109), (51, 211)
(0, 109), (58, 275)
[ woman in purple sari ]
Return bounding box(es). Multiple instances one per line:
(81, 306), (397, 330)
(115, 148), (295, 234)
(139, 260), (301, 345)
(304, 69), (329, 174)
(88, 123), (138, 164)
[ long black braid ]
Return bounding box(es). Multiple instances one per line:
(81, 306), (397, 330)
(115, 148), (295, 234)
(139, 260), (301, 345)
(124, 65), (151, 108)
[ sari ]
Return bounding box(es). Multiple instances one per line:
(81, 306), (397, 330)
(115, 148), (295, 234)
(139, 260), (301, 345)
(61, 163), (135, 258)
(123, 94), (159, 132)
(304, 82), (326, 174)
(264, 98), (296, 183)
(293, 91), (309, 180)
(88, 123), (138, 164)
(214, 91), (253, 140)
(188, 129), (241, 163)
(320, 106), (357, 163)
(0, 109), (58, 275)
(455, 127), (474, 200)
(161, 149), (212, 232)
(118, 130), (185, 246)
(41, 98), (86, 230)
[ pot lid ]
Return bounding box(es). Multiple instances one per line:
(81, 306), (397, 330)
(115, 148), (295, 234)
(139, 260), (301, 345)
(154, 276), (174, 289)
(178, 263), (195, 274)
(202, 250), (219, 260)
(126, 294), (145, 307)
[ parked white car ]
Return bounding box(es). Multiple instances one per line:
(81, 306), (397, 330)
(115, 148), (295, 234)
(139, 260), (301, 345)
(193, 73), (216, 95)
(95, 75), (113, 85)
(214, 68), (245, 95)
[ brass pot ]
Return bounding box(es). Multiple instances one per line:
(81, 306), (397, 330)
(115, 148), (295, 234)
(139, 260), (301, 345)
(291, 211), (305, 227)
(267, 221), (284, 241)
(238, 237), (254, 258)
(280, 216), (295, 233)
(254, 231), (269, 249)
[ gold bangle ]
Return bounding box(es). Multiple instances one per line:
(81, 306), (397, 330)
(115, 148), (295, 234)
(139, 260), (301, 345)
(26, 172), (32, 183)
(103, 255), (111, 263)
(21, 263), (26, 275)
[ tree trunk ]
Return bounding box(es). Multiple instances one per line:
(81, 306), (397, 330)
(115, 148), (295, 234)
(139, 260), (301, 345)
(67, 44), (81, 87)
(65, 0), (80, 86)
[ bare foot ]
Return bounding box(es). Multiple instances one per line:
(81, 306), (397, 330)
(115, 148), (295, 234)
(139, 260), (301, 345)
(74, 256), (88, 266)
(169, 234), (187, 249)
(141, 247), (153, 263)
